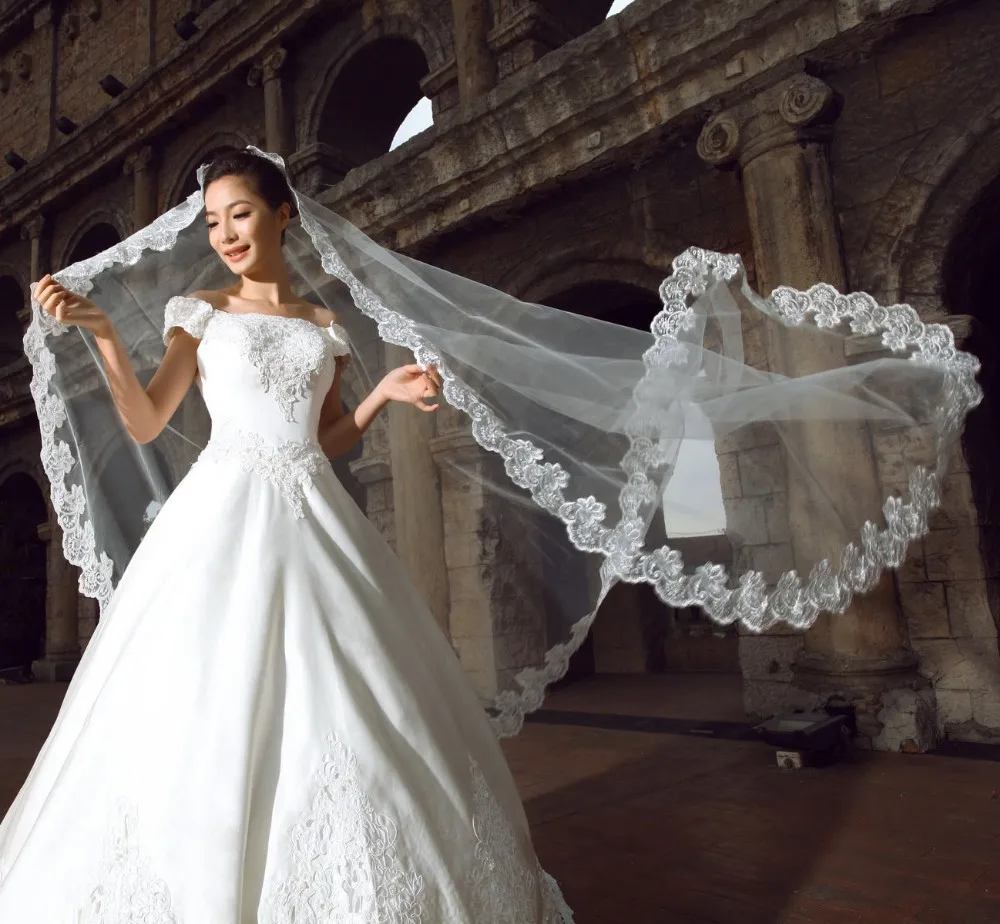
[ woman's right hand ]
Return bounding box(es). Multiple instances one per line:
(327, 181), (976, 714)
(32, 273), (113, 339)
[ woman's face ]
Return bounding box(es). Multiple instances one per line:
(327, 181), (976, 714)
(203, 174), (289, 274)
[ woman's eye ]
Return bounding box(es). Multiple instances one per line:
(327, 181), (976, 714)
(235, 212), (250, 219)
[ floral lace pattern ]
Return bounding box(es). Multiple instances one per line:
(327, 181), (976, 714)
(197, 426), (328, 518)
(467, 758), (544, 923)
(260, 731), (425, 923)
(21, 146), (982, 744)
(79, 798), (177, 923)
(162, 295), (214, 344)
(211, 311), (332, 423)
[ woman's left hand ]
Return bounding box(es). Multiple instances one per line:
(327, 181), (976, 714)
(376, 364), (442, 412)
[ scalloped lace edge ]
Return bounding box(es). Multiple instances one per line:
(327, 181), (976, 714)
(22, 148), (983, 743)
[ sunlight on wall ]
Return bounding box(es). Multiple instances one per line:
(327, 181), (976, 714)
(390, 97), (434, 151)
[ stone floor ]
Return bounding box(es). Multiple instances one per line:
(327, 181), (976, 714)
(2, 673), (999, 922)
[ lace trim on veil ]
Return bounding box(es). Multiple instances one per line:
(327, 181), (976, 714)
(292, 220), (981, 737)
(23, 153), (982, 740)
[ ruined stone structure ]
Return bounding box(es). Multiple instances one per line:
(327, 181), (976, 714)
(0, 0), (998, 750)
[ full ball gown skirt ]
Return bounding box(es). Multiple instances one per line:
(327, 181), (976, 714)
(0, 295), (573, 922)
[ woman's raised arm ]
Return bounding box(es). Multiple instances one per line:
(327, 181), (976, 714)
(33, 273), (199, 445)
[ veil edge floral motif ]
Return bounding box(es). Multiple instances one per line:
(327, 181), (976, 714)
(22, 146), (983, 738)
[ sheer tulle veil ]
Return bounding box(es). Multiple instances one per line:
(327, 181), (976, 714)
(23, 145), (982, 736)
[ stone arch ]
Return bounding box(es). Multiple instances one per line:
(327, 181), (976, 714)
(514, 256), (670, 309)
(304, 26), (434, 172)
(58, 211), (128, 270)
(515, 257), (736, 681)
(854, 88), (1000, 309)
(162, 131), (256, 209)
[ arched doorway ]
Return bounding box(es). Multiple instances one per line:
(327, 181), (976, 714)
(943, 172), (1000, 643)
(66, 223), (121, 266)
(542, 280), (738, 685)
(317, 37), (429, 172)
(0, 474), (47, 676)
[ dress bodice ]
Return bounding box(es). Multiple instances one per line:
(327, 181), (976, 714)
(163, 295), (351, 443)
(162, 295), (352, 517)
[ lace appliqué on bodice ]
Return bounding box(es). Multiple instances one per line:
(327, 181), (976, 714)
(197, 427), (328, 518)
(162, 297), (351, 423)
(216, 312), (331, 423)
(79, 798), (178, 923)
(260, 731), (426, 923)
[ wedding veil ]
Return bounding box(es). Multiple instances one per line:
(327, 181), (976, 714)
(23, 146), (982, 737)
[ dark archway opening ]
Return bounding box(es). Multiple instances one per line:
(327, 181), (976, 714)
(0, 276), (26, 367)
(66, 223), (121, 268)
(0, 474), (48, 674)
(317, 37), (429, 171)
(540, 280), (738, 687)
(943, 172), (1000, 641)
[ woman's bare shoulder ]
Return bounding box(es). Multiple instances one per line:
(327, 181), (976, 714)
(182, 289), (226, 309)
(298, 300), (340, 326)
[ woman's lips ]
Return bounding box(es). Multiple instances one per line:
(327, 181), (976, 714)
(226, 245), (250, 261)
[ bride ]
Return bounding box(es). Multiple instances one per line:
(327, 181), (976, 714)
(0, 140), (978, 919)
(0, 149), (575, 921)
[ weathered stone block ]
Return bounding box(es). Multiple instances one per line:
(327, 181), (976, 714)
(946, 580), (999, 641)
(716, 422), (780, 455)
(718, 452), (742, 499)
(898, 581), (949, 639)
(738, 444), (786, 497)
(935, 687), (974, 727)
(742, 676), (818, 719)
(448, 565), (491, 609)
(923, 527), (985, 581)
(971, 690), (1000, 729)
(723, 496), (770, 545)
(739, 633), (805, 683)
(872, 687), (937, 753)
(928, 472), (978, 530)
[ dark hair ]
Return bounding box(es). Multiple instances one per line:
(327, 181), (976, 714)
(201, 150), (296, 246)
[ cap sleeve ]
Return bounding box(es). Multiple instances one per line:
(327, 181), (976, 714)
(163, 295), (215, 345)
(327, 322), (351, 357)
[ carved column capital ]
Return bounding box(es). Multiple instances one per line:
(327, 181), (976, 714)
(247, 45), (288, 87)
(20, 214), (47, 241)
(697, 74), (838, 169)
(123, 144), (156, 177)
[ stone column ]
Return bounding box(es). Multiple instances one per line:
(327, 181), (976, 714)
(450, 0), (496, 102)
(488, 0), (571, 80)
(32, 3), (59, 147)
(385, 343), (451, 635)
(124, 145), (158, 230)
(698, 74), (928, 747)
(247, 46), (294, 160)
(77, 593), (100, 650)
(349, 454), (396, 548)
(136, 0), (155, 72)
(20, 214), (51, 280)
(32, 515), (81, 681)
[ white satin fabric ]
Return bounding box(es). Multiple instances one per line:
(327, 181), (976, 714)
(0, 297), (573, 923)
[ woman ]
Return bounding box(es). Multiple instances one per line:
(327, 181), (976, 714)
(0, 150), (574, 921)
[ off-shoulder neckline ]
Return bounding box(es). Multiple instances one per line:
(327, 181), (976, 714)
(172, 294), (344, 334)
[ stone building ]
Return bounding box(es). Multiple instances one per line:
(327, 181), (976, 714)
(0, 0), (998, 751)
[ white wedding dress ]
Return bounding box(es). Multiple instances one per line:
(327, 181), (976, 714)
(0, 295), (573, 923)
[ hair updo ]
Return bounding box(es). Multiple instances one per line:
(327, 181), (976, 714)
(200, 150), (296, 246)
